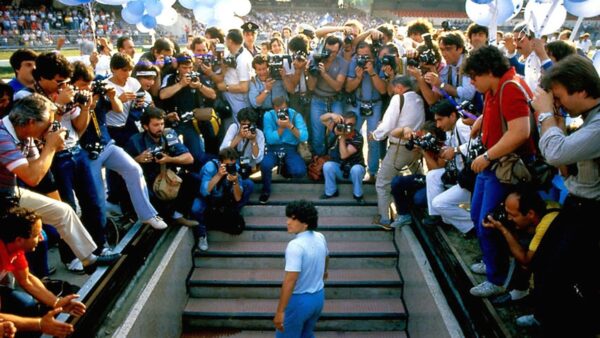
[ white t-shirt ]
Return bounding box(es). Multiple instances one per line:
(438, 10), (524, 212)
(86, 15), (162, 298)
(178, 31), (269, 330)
(223, 47), (254, 116)
(105, 77), (141, 127)
(372, 91), (425, 144)
(284, 231), (328, 294)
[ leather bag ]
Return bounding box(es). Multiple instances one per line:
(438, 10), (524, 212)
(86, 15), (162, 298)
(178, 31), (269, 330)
(153, 164), (182, 201)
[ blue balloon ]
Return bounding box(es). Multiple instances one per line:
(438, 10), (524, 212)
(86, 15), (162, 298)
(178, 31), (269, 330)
(564, 0), (600, 18)
(127, 0), (145, 16)
(179, 0), (197, 9)
(58, 0), (86, 5)
(145, 0), (164, 16)
(197, 0), (216, 5)
(141, 14), (157, 29)
(121, 6), (142, 24)
(471, 0), (492, 3)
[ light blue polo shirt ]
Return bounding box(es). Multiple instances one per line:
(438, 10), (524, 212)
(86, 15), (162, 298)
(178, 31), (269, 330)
(284, 230), (329, 294)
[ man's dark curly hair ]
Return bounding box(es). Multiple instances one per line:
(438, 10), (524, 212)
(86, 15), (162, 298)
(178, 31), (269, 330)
(463, 45), (510, 78)
(286, 200), (319, 230)
(33, 52), (72, 81)
(0, 207), (41, 244)
(237, 107), (258, 124)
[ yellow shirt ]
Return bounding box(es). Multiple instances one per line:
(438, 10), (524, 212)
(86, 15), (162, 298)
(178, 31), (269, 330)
(529, 201), (561, 253)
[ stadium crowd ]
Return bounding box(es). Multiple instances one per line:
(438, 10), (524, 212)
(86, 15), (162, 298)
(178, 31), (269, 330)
(0, 4), (598, 337)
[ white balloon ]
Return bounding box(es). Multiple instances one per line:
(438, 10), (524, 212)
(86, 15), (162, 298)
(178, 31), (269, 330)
(160, 0), (176, 6)
(465, 0), (516, 26)
(507, 0), (524, 21)
(234, 0), (251, 17)
(564, 0), (600, 18)
(525, 0), (567, 37)
(213, 0), (236, 20)
(96, 0), (129, 5)
(136, 21), (154, 33)
(156, 6), (178, 26)
(593, 51), (600, 77)
(193, 5), (214, 23)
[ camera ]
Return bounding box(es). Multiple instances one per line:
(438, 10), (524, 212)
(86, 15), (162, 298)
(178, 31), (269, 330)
(223, 54), (237, 68)
(149, 146), (164, 160)
(359, 102), (373, 117)
(225, 162), (237, 175)
(308, 49), (331, 76)
(197, 54), (218, 67)
(468, 136), (486, 162)
(356, 54), (369, 69)
(73, 91), (89, 106)
(418, 33), (437, 65)
(335, 123), (353, 134)
(299, 93), (311, 106)
(247, 124), (257, 135)
(83, 142), (104, 160)
(458, 100), (481, 118)
(292, 50), (307, 62)
(343, 34), (354, 45)
(405, 133), (441, 153)
(50, 120), (69, 139)
(274, 149), (286, 175)
(163, 55), (174, 66)
(371, 39), (384, 55)
(276, 108), (288, 121)
(179, 111), (194, 124)
(381, 54), (397, 76)
(343, 92), (357, 107)
(186, 71), (201, 83)
(134, 91), (148, 109)
(406, 58), (420, 68)
(268, 54), (291, 80)
(91, 79), (108, 96)
(239, 156), (252, 179)
(486, 203), (510, 226)
(341, 162), (352, 179)
(441, 159), (459, 187)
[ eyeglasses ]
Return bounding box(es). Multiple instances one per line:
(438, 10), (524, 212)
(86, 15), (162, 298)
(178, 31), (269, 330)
(54, 78), (70, 87)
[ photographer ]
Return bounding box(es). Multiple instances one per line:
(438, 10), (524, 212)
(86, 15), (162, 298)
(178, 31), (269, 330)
(462, 46), (536, 298)
(345, 41), (387, 179)
(220, 107), (265, 176)
(0, 207), (85, 338)
(529, 54), (600, 337)
(315, 20), (363, 61)
(319, 111), (366, 203)
(466, 23), (488, 51)
(307, 35), (348, 156)
(159, 52), (216, 169)
(423, 32), (476, 105)
(249, 55), (287, 123)
(139, 38), (176, 98)
(405, 38), (443, 106)
(370, 76), (425, 229)
(282, 35), (311, 128)
(125, 107), (198, 227)
(131, 60), (159, 124)
(259, 97), (308, 204)
(206, 28), (254, 125)
(192, 147), (254, 251)
(0, 94), (119, 273)
(423, 100), (474, 235)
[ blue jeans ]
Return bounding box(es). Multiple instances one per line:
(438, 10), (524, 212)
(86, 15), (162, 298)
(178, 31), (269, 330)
(191, 179), (254, 237)
(0, 286), (39, 317)
(470, 170), (509, 285)
(89, 142), (158, 222)
(52, 146), (106, 247)
(323, 161), (365, 197)
(276, 289), (325, 338)
(176, 122), (208, 170)
(260, 144), (307, 194)
(310, 96), (342, 156)
(390, 174), (427, 215)
(353, 100), (383, 175)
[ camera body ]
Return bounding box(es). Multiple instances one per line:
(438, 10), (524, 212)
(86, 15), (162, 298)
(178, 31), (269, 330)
(343, 34), (354, 45)
(197, 54), (218, 67)
(293, 50), (307, 62)
(308, 49), (331, 76)
(341, 162), (352, 179)
(418, 33), (437, 65)
(356, 54), (369, 69)
(468, 136), (486, 161)
(335, 123), (353, 134)
(405, 133), (441, 153)
(163, 55), (174, 66)
(186, 71), (201, 83)
(179, 111), (194, 124)
(247, 124), (257, 135)
(268, 55), (291, 80)
(50, 120), (69, 139)
(149, 146), (164, 160)
(381, 54), (397, 74)
(73, 91), (89, 106)
(225, 163), (237, 175)
(459, 100), (481, 117)
(223, 54), (237, 68)
(276, 108), (288, 121)
(487, 203), (509, 226)
(91, 79), (108, 96)
(83, 142), (104, 160)
(359, 102), (373, 117)
(239, 156), (252, 178)
(371, 39), (384, 55)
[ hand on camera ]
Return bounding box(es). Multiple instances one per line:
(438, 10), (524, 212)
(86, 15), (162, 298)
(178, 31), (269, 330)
(56, 86), (74, 106)
(166, 112), (179, 122)
(482, 215), (502, 229)
(265, 78), (275, 91)
(179, 74), (192, 87)
(423, 72), (441, 87)
(135, 150), (153, 164)
(118, 91), (136, 103)
(45, 127), (67, 151)
(439, 147), (456, 161)
(531, 87), (555, 115)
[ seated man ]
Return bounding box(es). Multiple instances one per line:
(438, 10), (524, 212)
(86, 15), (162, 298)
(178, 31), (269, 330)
(319, 111), (365, 203)
(191, 147), (254, 251)
(0, 207), (86, 337)
(259, 96), (308, 204)
(482, 186), (560, 329)
(125, 107), (199, 227)
(219, 107), (265, 178)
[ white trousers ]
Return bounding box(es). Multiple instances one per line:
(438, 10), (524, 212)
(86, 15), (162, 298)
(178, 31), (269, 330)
(432, 184), (474, 234)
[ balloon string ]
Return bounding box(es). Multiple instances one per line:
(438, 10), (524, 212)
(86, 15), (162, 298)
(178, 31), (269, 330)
(88, 2), (96, 44)
(537, 0), (560, 38)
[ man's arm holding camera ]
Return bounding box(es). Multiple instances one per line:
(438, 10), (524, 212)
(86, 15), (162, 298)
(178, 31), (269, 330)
(338, 133), (357, 160)
(318, 63), (346, 92)
(283, 60), (306, 93)
(407, 66), (439, 105)
(315, 26), (353, 39)
(483, 216), (533, 266)
(216, 80), (249, 94)
(155, 151), (193, 166)
(71, 93), (93, 136)
(160, 74), (190, 100)
(320, 112), (344, 131)
(226, 171), (243, 202)
(251, 78), (275, 107)
(12, 130), (65, 187)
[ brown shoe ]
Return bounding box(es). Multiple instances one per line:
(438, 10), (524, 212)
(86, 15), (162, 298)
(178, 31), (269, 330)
(364, 174), (376, 183)
(175, 217), (199, 227)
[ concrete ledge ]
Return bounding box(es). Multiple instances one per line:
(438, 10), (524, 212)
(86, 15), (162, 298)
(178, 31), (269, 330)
(395, 227), (463, 338)
(112, 227), (194, 338)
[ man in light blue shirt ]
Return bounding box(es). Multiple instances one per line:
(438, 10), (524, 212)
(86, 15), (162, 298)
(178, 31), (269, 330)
(248, 55), (287, 118)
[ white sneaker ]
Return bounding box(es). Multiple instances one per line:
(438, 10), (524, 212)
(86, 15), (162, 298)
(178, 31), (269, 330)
(65, 258), (85, 275)
(516, 314), (540, 328)
(106, 202), (123, 218)
(470, 261), (487, 275)
(198, 236), (208, 251)
(144, 216), (167, 230)
(470, 281), (505, 297)
(100, 247), (114, 256)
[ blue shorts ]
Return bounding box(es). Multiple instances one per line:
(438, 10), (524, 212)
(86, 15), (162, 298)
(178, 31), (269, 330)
(276, 289), (325, 338)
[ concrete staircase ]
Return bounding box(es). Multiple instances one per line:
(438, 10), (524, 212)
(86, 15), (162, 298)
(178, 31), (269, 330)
(181, 181), (409, 337)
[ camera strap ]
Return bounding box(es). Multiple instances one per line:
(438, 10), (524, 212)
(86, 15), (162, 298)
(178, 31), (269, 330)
(89, 109), (103, 140)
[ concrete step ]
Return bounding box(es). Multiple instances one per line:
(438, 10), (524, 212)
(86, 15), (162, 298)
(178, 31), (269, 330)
(252, 183), (377, 195)
(182, 298), (407, 331)
(188, 268), (403, 299)
(248, 189), (377, 206)
(208, 229), (392, 242)
(182, 330), (408, 337)
(242, 205), (379, 217)
(194, 241), (398, 269)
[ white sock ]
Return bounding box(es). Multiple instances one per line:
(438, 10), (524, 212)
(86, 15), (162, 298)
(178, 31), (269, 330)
(510, 289), (529, 300)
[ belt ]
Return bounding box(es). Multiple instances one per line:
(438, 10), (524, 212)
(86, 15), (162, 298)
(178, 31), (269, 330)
(564, 194), (600, 209)
(357, 98), (382, 104)
(312, 93), (337, 101)
(56, 145), (82, 158)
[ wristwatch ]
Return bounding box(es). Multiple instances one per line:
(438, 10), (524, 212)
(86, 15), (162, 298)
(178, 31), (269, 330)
(538, 111), (554, 124)
(440, 82), (446, 90)
(483, 151), (491, 162)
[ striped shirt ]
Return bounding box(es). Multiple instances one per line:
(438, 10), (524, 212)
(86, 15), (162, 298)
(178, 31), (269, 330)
(0, 116), (37, 189)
